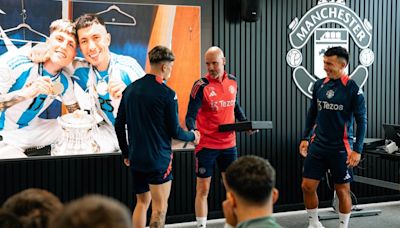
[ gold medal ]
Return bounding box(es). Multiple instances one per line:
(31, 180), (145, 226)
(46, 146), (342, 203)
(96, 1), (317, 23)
(96, 80), (108, 96)
(52, 82), (64, 96)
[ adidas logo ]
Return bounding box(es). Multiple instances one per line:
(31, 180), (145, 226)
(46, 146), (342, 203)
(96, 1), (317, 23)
(343, 173), (351, 180)
(209, 91), (217, 97)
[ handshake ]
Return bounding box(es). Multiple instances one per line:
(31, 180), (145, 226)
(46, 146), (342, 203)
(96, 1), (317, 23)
(191, 130), (201, 145)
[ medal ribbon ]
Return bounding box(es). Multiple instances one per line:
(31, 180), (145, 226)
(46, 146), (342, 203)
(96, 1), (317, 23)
(92, 56), (115, 84)
(38, 63), (61, 82)
(38, 63), (63, 97)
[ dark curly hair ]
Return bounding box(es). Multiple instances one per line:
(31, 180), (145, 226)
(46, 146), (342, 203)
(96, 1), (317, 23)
(225, 155), (276, 205)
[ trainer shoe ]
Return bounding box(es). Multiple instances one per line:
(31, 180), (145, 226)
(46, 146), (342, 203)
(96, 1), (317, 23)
(307, 221), (325, 228)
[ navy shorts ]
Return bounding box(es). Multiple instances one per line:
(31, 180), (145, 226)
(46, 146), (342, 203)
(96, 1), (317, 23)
(303, 144), (353, 184)
(130, 168), (173, 194)
(195, 147), (237, 178)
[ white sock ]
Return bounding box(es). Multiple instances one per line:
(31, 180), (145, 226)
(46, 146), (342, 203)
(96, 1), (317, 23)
(339, 212), (350, 228)
(196, 217), (207, 228)
(306, 208), (320, 226)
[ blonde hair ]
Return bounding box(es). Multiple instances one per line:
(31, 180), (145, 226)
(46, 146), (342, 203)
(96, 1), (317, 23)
(49, 19), (76, 39)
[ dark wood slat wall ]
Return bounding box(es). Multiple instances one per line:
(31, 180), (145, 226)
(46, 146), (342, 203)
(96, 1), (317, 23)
(212, 0), (400, 208)
(0, 155), (134, 206)
(0, 152), (228, 223)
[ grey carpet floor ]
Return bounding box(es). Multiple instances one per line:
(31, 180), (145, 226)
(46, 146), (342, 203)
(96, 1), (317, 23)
(165, 201), (400, 228)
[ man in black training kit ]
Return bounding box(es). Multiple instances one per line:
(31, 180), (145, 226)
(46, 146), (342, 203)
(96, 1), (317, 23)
(115, 45), (200, 228)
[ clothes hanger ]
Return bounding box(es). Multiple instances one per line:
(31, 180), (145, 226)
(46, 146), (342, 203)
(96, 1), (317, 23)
(0, 1), (47, 44)
(3, 23), (48, 41)
(0, 24), (47, 44)
(96, 4), (136, 26)
(0, 26), (17, 50)
(0, 25), (32, 62)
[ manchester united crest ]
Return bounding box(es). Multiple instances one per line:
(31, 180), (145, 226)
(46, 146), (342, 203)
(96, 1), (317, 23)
(326, 89), (335, 99)
(286, 0), (374, 99)
(228, 85), (235, 94)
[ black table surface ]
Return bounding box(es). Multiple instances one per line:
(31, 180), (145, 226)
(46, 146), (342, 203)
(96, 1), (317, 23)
(364, 148), (400, 160)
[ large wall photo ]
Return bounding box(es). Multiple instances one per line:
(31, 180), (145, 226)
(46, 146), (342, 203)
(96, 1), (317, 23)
(0, 0), (200, 159)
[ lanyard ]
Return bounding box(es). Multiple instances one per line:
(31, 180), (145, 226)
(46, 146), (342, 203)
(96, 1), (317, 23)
(38, 63), (64, 97)
(92, 66), (110, 83)
(38, 63), (61, 82)
(92, 56), (114, 83)
(92, 56), (114, 96)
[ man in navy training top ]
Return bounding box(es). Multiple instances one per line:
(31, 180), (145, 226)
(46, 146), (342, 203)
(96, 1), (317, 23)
(115, 45), (200, 228)
(299, 46), (367, 228)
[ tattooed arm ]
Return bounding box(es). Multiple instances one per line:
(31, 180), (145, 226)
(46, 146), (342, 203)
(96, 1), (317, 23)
(0, 91), (28, 111)
(0, 77), (53, 111)
(65, 102), (80, 113)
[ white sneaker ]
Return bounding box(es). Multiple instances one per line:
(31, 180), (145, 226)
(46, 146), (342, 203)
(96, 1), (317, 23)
(307, 221), (325, 228)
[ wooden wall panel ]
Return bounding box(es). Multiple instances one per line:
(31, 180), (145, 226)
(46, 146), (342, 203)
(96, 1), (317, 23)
(212, 0), (400, 208)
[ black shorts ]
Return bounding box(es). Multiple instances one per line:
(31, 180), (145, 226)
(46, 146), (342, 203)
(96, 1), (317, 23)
(130, 168), (173, 194)
(195, 147), (237, 178)
(303, 144), (353, 184)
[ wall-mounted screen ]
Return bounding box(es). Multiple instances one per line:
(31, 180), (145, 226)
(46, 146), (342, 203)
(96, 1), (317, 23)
(0, 0), (201, 159)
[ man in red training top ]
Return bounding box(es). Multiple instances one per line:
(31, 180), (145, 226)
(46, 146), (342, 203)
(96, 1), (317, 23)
(186, 46), (253, 228)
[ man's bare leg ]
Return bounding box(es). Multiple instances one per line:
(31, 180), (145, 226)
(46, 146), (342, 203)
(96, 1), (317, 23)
(195, 177), (211, 227)
(149, 181), (172, 228)
(133, 192), (151, 228)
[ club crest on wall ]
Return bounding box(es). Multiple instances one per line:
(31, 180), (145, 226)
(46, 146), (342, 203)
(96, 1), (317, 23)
(286, 0), (374, 99)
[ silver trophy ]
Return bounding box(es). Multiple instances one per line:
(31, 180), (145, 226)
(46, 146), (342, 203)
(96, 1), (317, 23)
(52, 111), (100, 156)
